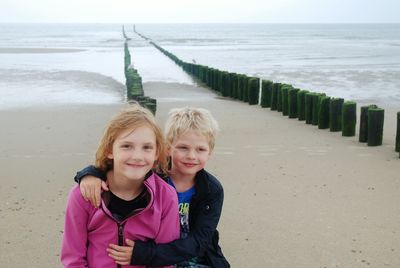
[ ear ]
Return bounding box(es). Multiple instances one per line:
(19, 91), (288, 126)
(107, 151), (113, 159)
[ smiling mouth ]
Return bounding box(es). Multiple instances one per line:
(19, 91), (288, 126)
(127, 163), (146, 168)
(183, 163), (197, 167)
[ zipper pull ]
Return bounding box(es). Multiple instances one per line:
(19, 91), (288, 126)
(118, 224), (124, 245)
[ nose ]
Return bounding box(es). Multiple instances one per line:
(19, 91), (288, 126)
(186, 149), (196, 159)
(130, 149), (143, 161)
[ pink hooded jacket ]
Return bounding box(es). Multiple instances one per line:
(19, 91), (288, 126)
(61, 172), (180, 268)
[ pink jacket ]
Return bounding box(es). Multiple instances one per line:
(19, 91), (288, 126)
(61, 172), (180, 268)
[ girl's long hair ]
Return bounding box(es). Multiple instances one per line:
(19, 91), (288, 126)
(95, 104), (167, 174)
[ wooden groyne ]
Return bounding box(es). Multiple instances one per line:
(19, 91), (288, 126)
(122, 27), (156, 114)
(131, 27), (397, 156)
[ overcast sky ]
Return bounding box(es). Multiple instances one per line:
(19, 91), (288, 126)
(1, 0), (399, 23)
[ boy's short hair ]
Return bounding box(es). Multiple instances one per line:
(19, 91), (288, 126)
(165, 107), (219, 150)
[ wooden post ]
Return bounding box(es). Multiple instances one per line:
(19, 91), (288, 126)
(342, 101), (357, 137)
(367, 108), (385, 146)
(318, 96), (331, 129)
(329, 98), (344, 132)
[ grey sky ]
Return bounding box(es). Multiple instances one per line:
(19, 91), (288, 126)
(1, 0), (399, 23)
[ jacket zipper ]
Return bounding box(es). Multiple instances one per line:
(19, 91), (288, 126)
(100, 207), (125, 268)
(99, 178), (155, 268)
(117, 223), (124, 268)
(118, 223), (124, 245)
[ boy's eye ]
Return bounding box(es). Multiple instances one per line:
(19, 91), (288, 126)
(198, 148), (207, 152)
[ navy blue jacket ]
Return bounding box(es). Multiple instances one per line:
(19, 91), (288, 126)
(74, 166), (230, 268)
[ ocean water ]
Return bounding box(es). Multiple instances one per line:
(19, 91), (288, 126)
(0, 23), (399, 109)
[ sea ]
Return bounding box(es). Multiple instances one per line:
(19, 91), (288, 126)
(0, 23), (399, 110)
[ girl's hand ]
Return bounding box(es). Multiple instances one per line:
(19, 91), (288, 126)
(79, 176), (109, 208)
(107, 239), (135, 265)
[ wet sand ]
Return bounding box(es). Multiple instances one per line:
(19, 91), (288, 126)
(1, 82), (400, 267)
(0, 48), (86, 53)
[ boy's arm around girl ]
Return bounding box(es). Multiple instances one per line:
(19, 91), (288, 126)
(132, 169), (226, 267)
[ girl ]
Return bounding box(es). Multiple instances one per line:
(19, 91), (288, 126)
(61, 104), (180, 268)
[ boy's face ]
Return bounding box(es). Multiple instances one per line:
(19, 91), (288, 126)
(169, 130), (211, 181)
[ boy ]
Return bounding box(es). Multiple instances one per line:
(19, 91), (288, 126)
(75, 107), (230, 267)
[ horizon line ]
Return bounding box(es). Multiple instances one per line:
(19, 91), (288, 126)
(1, 21), (400, 24)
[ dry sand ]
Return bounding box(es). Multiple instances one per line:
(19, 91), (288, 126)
(1, 82), (400, 267)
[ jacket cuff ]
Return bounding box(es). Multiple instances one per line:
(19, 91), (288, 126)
(73, 165), (107, 183)
(130, 240), (154, 265)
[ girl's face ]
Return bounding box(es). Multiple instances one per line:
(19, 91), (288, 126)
(169, 130), (211, 181)
(108, 125), (157, 182)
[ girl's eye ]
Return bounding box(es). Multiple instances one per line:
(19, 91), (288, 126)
(121, 144), (132, 149)
(143, 145), (154, 151)
(177, 146), (188, 150)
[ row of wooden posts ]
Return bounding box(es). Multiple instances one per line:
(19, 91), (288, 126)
(132, 28), (400, 157)
(123, 40), (157, 115)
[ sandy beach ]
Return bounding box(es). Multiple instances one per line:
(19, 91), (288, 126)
(0, 48), (86, 53)
(1, 81), (400, 267)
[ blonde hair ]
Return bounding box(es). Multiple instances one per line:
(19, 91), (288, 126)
(95, 104), (166, 173)
(165, 107), (219, 150)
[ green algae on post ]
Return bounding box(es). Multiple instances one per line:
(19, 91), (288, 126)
(368, 108), (385, 146)
(260, 80), (273, 108)
(342, 101), (357, 137)
(329, 98), (344, 132)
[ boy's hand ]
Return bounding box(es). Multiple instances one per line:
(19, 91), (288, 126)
(107, 239), (135, 265)
(79, 176), (109, 208)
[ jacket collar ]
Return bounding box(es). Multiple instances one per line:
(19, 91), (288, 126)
(100, 170), (154, 222)
(193, 169), (210, 198)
